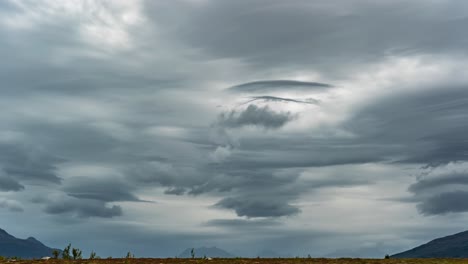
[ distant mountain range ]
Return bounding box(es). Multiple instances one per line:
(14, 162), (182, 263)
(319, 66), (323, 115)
(392, 230), (468, 258)
(5, 225), (468, 259)
(178, 247), (234, 258)
(0, 228), (59, 258)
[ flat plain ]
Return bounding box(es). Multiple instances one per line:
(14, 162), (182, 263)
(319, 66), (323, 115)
(2, 259), (468, 264)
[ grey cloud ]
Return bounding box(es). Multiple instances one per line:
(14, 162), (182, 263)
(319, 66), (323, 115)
(409, 173), (468, 193)
(2, 0), (468, 257)
(241, 96), (319, 105)
(0, 175), (24, 192)
(44, 197), (122, 218)
(156, 0), (468, 76)
(213, 139), (385, 169)
(126, 160), (209, 191)
(228, 80), (332, 93)
(417, 191), (468, 215)
(164, 187), (186, 196)
(0, 144), (62, 184)
(215, 196), (300, 217)
(63, 177), (143, 202)
(196, 163), (372, 217)
(200, 85), (468, 219)
(347, 86), (468, 167)
(408, 169), (468, 216)
(19, 122), (121, 163)
(205, 218), (280, 229)
(0, 199), (23, 212)
(217, 104), (294, 129)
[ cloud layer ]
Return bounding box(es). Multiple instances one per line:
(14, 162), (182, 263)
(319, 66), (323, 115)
(1, 0), (468, 258)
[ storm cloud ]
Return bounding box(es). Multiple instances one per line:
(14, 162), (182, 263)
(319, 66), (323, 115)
(217, 104), (295, 129)
(417, 191), (468, 215)
(0, 176), (24, 192)
(42, 195), (123, 218)
(215, 197), (301, 218)
(1, 0), (468, 258)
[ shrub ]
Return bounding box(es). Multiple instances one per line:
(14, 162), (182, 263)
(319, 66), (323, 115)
(72, 247), (82, 260)
(191, 248), (195, 259)
(384, 254), (390, 259)
(89, 251), (97, 260)
(62, 244), (71, 260)
(52, 250), (60, 259)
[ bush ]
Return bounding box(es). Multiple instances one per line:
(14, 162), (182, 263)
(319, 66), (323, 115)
(52, 250), (60, 259)
(62, 244), (71, 260)
(89, 251), (97, 260)
(72, 247), (82, 260)
(384, 254), (390, 259)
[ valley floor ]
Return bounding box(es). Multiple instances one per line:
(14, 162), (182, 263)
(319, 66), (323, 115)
(2, 259), (468, 264)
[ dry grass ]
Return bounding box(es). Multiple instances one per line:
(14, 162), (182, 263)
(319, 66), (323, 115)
(1, 258), (468, 264)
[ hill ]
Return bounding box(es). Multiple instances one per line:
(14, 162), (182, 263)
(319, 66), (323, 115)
(0, 228), (59, 258)
(178, 247), (234, 258)
(392, 230), (468, 258)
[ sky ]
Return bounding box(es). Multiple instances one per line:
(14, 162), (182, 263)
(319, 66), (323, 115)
(1, 0), (468, 258)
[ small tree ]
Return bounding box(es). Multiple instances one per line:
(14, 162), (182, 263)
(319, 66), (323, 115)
(191, 248), (195, 259)
(52, 250), (60, 259)
(89, 251), (97, 260)
(384, 254), (390, 259)
(72, 247), (82, 260)
(126, 252), (134, 259)
(62, 244), (71, 260)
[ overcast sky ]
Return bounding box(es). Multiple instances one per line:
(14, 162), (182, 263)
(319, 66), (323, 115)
(1, 0), (468, 258)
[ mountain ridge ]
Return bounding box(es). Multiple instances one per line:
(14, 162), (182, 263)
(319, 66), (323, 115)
(392, 230), (468, 258)
(0, 228), (59, 259)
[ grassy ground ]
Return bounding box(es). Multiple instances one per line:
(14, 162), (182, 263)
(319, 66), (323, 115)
(1, 259), (468, 264)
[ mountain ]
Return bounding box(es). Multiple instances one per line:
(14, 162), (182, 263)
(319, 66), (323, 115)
(0, 228), (60, 259)
(392, 230), (468, 258)
(178, 247), (235, 258)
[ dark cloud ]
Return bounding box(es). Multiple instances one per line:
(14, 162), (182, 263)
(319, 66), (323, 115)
(347, 86), (468, 167)
(408, 168), (468, 216)
(409, 173), (468, 193)
(63, 177), (143, 202)
(43, 197), (122, 218)
(212, 139), (385, 169)
(148, 0), (468, 77)
(126, 160), (209, 191)
(205, 218), (281, 229)
(217, 104), (294, 129)
(241, 96), (319, 105)
(0, 176), (24, 192)
(2, 0), (468, 258)
(228, 80), (332, 93)
(417, 191), (468, 215)
(215, 197), (300, 218)
(0, 144), (62, 184)
(164, 187), (186, 196)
